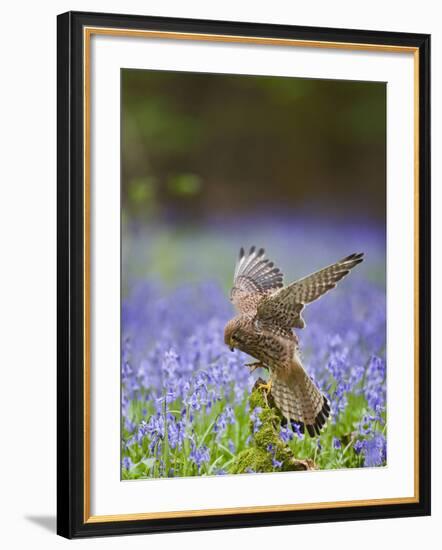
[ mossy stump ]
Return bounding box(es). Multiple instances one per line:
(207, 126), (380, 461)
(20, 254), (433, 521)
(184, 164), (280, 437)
(229, 378), (315, 474)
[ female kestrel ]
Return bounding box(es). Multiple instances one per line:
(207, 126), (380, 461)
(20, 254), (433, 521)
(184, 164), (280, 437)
(224, 246), (364, 437)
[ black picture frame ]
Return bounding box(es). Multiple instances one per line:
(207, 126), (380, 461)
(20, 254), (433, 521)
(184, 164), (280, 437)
(57, 10), (431, 539)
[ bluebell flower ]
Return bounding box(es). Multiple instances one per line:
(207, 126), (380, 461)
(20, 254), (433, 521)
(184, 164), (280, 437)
(214, 413), (227, 436)
(250, 407), (263, 433)
(225, 406), (235, 424)
(292, 423), (304, 440)
(124, 418), (136, 433)
(363, 434), (386, 467)
(189, 443), (210, 471)
(122, 456), (133, 470)
(167, 419), (184, 450)
(358, 413), (376, 436)
(279, 426), (295, 443)
(136, 420), (149, 443)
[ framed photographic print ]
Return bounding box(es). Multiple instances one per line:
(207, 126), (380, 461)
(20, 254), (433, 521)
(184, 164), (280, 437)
(57, 11), (431, 538)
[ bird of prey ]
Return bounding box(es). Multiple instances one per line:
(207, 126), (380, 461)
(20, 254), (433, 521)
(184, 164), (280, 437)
(224, 246), (364, 437)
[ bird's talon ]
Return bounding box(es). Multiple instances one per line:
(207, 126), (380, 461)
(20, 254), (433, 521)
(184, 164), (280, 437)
(258, 380), (273, 394)
(246, 361), (262, 372)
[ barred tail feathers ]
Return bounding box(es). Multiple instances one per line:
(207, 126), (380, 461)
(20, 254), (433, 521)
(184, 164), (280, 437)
(271, 367), (330, 437)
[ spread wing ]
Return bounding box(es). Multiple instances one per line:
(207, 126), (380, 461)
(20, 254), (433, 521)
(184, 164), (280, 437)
(230, 246), (284, 315)
(257, 253), (364, 329)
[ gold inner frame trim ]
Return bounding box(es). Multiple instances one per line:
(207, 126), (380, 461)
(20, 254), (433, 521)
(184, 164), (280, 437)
(83, 26), (420, 524)
(85, 26), (418, 53)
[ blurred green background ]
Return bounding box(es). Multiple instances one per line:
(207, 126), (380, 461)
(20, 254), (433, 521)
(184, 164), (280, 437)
(121, 69), (386, 294)
(122, 69), (386, 224)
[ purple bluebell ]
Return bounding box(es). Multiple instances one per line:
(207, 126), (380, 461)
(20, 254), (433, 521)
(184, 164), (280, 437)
(279, 426), (295, 443)
(189, 443), (210, 471)
(362, 434), (386, 467)
(122, 456), (133, 470)
(250, 407), (263, 433)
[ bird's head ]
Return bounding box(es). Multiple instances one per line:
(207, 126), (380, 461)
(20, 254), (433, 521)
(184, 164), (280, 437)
(224, 318), (243, 352)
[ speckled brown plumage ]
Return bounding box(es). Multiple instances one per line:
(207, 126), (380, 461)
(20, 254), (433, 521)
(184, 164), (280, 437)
(224, 246), (364, 436)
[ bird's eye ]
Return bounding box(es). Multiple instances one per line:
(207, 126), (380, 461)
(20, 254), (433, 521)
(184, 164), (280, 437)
(231, 334), (238, 341)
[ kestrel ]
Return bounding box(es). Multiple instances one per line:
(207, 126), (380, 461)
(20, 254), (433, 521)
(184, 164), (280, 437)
(224, 246), (364, 437)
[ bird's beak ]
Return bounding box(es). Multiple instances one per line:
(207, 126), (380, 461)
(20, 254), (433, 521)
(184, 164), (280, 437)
(230, 347), (234, 352)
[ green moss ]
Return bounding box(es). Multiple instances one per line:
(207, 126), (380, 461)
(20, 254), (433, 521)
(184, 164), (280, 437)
(229, 379), (315, 474)
(230, 447), (273, 474)
(249, 387), (268, 410)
